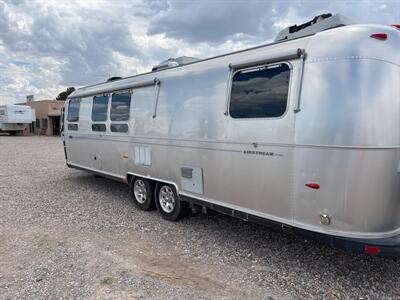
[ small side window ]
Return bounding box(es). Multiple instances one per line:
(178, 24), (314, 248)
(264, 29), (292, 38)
(67, 99), (81, 122)
(110, 92), (131, 121)
(92, 124), (106, 132)
(68, 124), (78, 131)
(111, 124), (128, 133)
(92, 95), (109, 121)
(229, 64), (290, 118)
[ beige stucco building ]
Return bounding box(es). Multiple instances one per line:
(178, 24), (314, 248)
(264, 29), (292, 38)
(18, 100), (65, 136)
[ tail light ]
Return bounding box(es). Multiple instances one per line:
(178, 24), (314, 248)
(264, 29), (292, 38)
(364, 245), (381, 255)
(305, 183), (320, 190)
(370, 33), (388, 40)
(390, 24), (400, 29)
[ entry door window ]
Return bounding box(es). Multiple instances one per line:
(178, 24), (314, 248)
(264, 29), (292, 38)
(229, 64), (290, 118)
(67, 99), (80, 131)
(67, 99), (81, 122)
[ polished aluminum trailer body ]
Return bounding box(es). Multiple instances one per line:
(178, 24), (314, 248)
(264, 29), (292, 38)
(63, 24), (400, 254)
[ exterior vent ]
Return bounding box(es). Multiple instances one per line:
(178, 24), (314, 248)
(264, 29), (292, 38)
(107, 76), (123, 82)
(152, 56), (200, 72)
(274, 13), (356, 42)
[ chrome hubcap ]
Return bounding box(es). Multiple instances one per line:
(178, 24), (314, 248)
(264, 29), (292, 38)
(133, 180), (147, 204)
(159, 186), (175, 213)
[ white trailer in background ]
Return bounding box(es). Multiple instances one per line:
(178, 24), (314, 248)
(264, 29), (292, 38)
(0, 104), (35, 135)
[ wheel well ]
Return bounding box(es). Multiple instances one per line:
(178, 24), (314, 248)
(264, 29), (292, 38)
(127, 174), (157, 191)
(126, 173), (134, 184)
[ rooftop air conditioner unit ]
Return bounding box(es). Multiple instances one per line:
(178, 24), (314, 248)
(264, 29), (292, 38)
(152, 56), (200, 72)
(274, 13), (356, 42)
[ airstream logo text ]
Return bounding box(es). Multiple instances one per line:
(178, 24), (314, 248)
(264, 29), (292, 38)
(243, 150), (274, 156)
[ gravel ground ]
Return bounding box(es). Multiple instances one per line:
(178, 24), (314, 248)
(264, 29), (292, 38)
(0, 135), (399, 300)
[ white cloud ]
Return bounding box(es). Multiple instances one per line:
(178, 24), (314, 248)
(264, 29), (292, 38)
(0, 0), (399, 105)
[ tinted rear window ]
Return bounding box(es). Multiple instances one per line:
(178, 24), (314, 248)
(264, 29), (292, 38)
(229, 64), (290, 118)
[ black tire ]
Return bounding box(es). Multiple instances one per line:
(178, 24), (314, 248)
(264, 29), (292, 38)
(129, 177), (155, 211)
(155, 183), (189, 221)
(9, 131), (16, 136)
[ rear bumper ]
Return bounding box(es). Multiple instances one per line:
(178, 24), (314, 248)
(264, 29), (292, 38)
(294, 227), (400, 257)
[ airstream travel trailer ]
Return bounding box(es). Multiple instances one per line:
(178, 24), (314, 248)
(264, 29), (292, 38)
(62, 14), (400, 256)
(0, 104), (35, 135)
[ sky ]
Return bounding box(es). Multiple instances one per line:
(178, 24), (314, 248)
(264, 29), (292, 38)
(0, 0), (399, 105)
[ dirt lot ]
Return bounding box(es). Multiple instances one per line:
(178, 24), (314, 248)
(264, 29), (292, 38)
(0, 136), (399, 299)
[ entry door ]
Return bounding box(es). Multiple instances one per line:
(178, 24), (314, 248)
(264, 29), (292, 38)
(207, 62), (295, 220)
(64, 98), (85, 166)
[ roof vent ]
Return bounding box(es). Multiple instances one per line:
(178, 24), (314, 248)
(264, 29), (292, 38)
(274, 13), (356, 42)
(152, 56), (200, 72)
(107, 76), (123, 82)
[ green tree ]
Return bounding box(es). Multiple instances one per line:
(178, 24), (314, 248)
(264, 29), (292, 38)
(56, 87), (76, 100)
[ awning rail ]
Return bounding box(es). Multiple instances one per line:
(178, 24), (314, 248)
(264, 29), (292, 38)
(69, 78), (160, 99)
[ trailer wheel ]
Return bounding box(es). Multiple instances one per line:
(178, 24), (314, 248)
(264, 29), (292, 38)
(129, 177), (155, 211)
(155, 183), (189, 221)
(9, 131), (16, 136)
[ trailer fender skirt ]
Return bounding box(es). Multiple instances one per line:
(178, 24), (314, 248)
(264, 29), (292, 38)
(181, 194), (400, 257)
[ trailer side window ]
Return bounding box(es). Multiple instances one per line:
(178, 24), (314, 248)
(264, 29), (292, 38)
(110, 124), (128, 133)
(67, 99), (81, 122)
(67, 124), (78, 131)
(110, 92), (131, 121)
(92, 124), (106, 132)
(229, 64), (290, 118)
(0, 110), (4, 115)
(92, 95), (109, 121)
(109, 92), (131, 133)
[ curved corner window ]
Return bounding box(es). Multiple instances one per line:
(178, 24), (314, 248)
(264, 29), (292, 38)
(111, 92), (131, 121)
(92, 124), (106, 132)
(229, 64), (290, 118)
(92, 95), (109, 121)
(67, 99), (81, 122)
